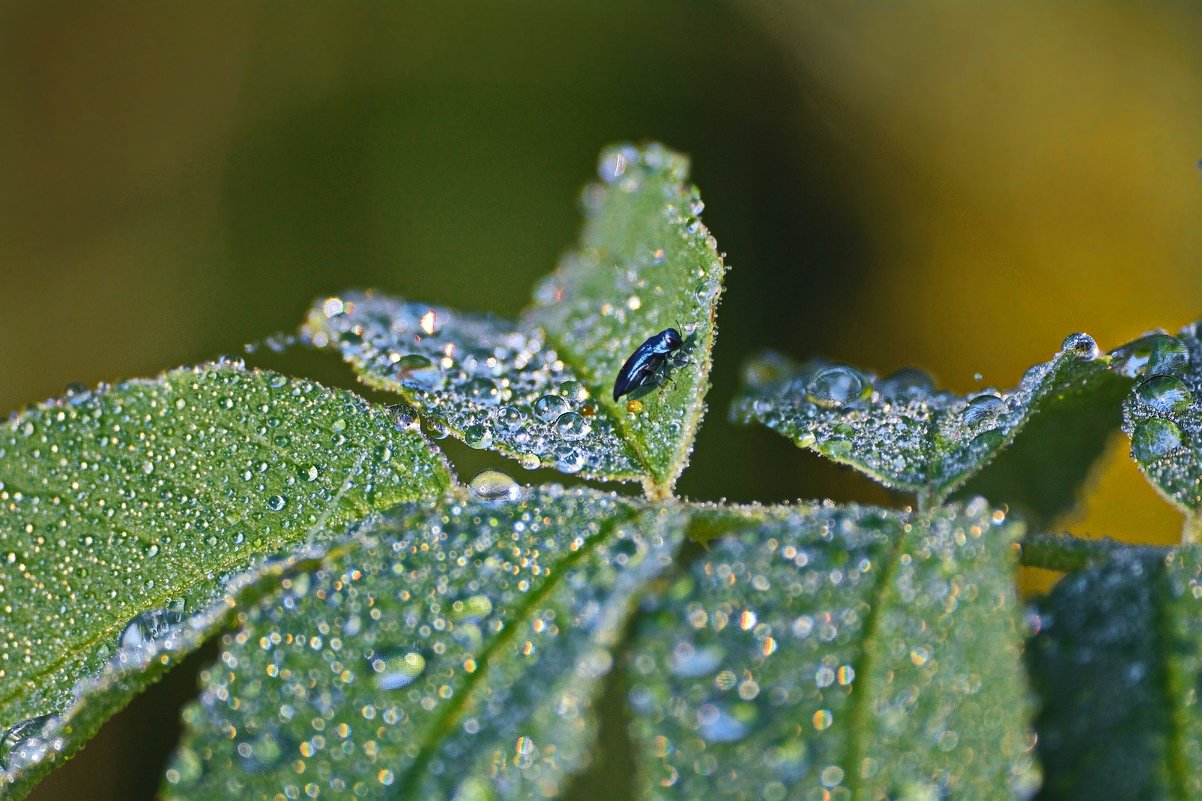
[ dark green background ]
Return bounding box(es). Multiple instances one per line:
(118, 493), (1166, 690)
(3, 3), (1200, 798)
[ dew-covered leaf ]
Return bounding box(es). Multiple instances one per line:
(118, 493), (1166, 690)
(732, 334), (1130, 516)
(162, 487), (684, 800)
(1028, 546), (1202, 801)
(626, 500), (1037, 800)
(303, 142), (726, 497)
(0, 365), (452, 797)
(1120, 321), (1202, 538)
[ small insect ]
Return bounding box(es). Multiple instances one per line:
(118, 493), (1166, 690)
(613, 327), (684, 401)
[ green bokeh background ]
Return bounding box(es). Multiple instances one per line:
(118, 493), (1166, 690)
(2, 3), (1200, 798)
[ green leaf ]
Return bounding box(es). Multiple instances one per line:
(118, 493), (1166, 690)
(1119, 321), (1202, 540)
(626, 500), (1036, 800)
(1028, 546), (1202, 800)
(731, 334), (1130, 514)
(0, 364), (452, 797)
(162, 487), (684, 800)
(303, 142), (726, 498)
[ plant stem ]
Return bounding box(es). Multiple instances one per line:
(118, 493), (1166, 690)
(1018, 532), (1168, 573)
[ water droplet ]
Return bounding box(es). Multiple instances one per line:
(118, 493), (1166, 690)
(395, 354), (441, 389)
(805, 366), (870, 409)
(495, 406), (526, 431)
(1133, 374), (1194, 414)
(1062, 332), (1099, 360)
(236, 729), (289, 774)
(554, 445), (586, 474)
(554, 411), (592, 441)
(0, 715), (54, 771)
(266, 494), (287, 512)
(468, 470), (521, 503)
(962, 393), (1004, 425)
(423, 415), (450, 440)
(463, 377), (500, 406)
(533, 395), (570, 422)
(370, 649), (427, 691)
(119, 598), (186, 648)
(558, 381), (588, 402)
(463, 423), (494, 449)
(1132, 419), (1183, 463)
(598, 145), (638, 184)
(876, 367), (936, 401)
(626, 399), (644, 415)
(1112, 333), (1190, 377)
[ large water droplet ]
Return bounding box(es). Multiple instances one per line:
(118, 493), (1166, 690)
(962, 393), (1005, 425)
(468, 470), (521, 503)
(805, 366), (870, 409)
(1133, 374), (1194, 414)
(1131, 418), (1183, 463)
(1111, 333), (1190, 378)
(876, 367), (936, 401)
(395, 354), (441, 389)
(370, 648), (427, 691)
(119, 598), (186, 648)
(554, 411), (592, 442)
(0, 715), (54, 771)
(463, 423), (494, 449)
(463, 377), (500, 406)
(1062, 332), (1099, 361)
(533, 395), (570, 422)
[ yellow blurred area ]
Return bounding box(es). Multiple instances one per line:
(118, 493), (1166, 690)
(2, 3), (1200, 797)
(752, 1), (1202, 559)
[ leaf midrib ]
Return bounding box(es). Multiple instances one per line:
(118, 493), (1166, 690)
(396, 505), (641, 800)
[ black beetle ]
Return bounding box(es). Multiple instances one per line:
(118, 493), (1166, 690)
(613, 328), (684, 401)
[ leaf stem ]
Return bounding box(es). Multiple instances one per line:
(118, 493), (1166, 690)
(1018, 532), (1168, 573)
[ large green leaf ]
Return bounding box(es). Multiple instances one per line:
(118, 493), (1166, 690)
(303, 142), (726, 498)
(0, 364), (452, 798)
(732, 334), (1130, 515)
(626, 500), (1036, 800)
(1119, 321), (1202, 540)
(162, 487), (684, 800)
(1028, 546), (1202, 801)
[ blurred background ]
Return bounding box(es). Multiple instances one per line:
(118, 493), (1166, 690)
(2, 2), (1199, 798)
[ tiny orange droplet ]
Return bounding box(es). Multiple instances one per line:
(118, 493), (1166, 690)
(626, 399), (644, 414)
(581, 403), (596, 417)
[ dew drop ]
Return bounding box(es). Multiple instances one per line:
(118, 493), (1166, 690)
(298, 464), (321, 482)
(805, 366), (870, 409)
(468, 470), (521, 503)
(961, 393), (1004, 425)
(463, 423), (494, 449)
(423, 415), (450, 440)
(119, 599), (186, 648)
(1061, 332), (1099, 361)
(1131, 419), (1183, 463)
(554, 445), (586, 474)
(533, 395), (570, 422)
(876, 367), (936, 401)
(370, 649), (427, 691)
(495, 406), (526, 431)
(1133, 375), (1194, 414)
(626, 399), (644, 415)
(463, 377), (500, 406)
(554, 411), (592, 442)
(395, 354), (441, 389)
(558, 381), (588, 402)
(266, 494), (288, 512)
(1112, 333), (1190, 378)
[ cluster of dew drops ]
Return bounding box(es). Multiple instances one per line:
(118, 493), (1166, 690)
(306, 295), (640, 477)
(735, 329), (1196, 482)
(1116, 327), (1198, 467)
